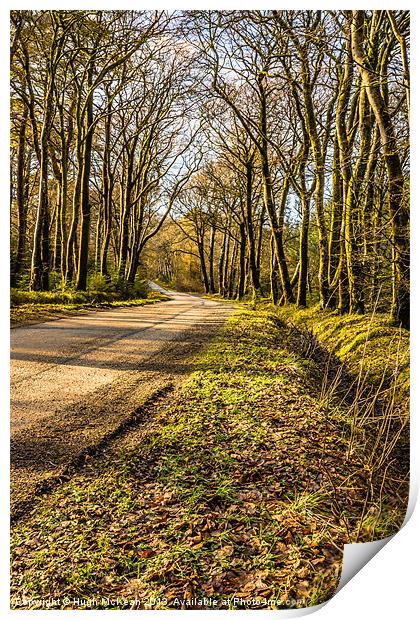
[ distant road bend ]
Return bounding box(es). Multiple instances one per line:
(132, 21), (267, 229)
(10, 285), (233, 518)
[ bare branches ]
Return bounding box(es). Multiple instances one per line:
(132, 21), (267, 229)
(10, 10), (409, 324)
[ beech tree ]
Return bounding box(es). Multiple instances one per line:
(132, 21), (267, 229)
(10, 9), (410, 327)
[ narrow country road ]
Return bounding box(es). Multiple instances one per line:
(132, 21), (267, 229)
(10, 289), (233, 518)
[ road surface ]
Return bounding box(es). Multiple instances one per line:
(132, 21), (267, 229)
(10, 289), (233, 518)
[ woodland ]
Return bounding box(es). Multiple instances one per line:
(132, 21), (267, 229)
(10, 10), (410, 328)
(10, 10), (410, 610)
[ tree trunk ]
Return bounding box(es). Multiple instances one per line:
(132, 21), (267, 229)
(12, 103), (28, 287)
(100, 99), (113, 277)
(328, 132), (343, 307)
(258, 74), (294, 302)
(198, 238), (210, 293)
(65, 158), (82, 284)
(76, 63), (94, 291)
(297, 193), (310, 307)
(228, 239), (238, 298)
(218, 226), (227, 295)
(30, 83), (55, 290)
(299, 54), (331, 307)
(256, 209), (264, 285)
(351, 10), (409, 328)
(53, 181), (62, 272)
(208, 223), (216, 293)
(345, 89), (374, 314)
(30, 19), (66, 291)
(223, 229), (231, 297)
(245, 156), (261, 297)
(237, 221), (247, 300)
(118, 142), (137, 279)
(270, 234), (280, 305)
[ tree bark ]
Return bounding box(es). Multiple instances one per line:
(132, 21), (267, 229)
(100, 109), (113, 277)
(12, 102), (28, 287)
(208, 223), (216, 293)
(198, 238), (210, 293)
(270, 234), (280, 305)
(245, 156), (261, 297)
(297, 192), (310, 307)
(218, 226), (227, 295)
(258, 74), (294, 303)
(76, 62), (94, 291)
(237, 221), (247, 300)
(351, 10), (409, 328)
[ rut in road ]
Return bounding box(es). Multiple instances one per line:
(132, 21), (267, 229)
(10, 291), (233, 519)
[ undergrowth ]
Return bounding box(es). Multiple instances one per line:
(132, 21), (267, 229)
(11, 276), (150, 306)
(11, 279), (169, 325)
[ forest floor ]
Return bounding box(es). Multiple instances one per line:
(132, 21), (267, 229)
(10, 303), (409, 610)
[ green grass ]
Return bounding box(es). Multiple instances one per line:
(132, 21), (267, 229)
(10, 309), (409, 610)
(11, 290), (169, 325)
(11, 289), (121, 306)
(276, 305), (409, 404)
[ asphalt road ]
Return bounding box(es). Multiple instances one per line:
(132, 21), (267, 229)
(10, 289), (233, 518)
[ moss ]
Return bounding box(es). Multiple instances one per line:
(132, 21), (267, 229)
(276, 305), (409, 404)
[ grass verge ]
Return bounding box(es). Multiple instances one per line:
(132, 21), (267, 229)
(11, 309), (409, 610)
(11, 291), (169, 326)
(276, 305), (409, 404)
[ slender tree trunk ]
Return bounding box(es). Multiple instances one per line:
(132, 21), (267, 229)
(237, 221), (247, 300)
(31, 140), (51, 290)
(65, 158), (82, 284)
(12, 103), (28, 287)
(228, 239), (238, 298)
(76, 64), (94, 291)
(270, 234), (280, 305)
(328, 133), (343, 307)
(53, 181), (62, 272)
(198, 238), (210, 293)
(59, 116), (71, 283)
(75, 132), (94, 290)
(299, 54), (331, 307)
(100, 105), (112, 277)
(245, 157), (261, 297)
(297, 193), (310, 307)
(370, 173), (384, 308)
(362, 127), (380, 297)
(222, 229), (231, 297)
(95, 209), (102, 272)
(258, 74), (294, 302)
(345, 89), (374, 314)
(218, 226), (227, 295)
(118, 182), (132, 279)
(208, 223), (216, 293)
(30, 83), (55, 290)
(126, 194), (147, 283)
(256, 209), (264, 285)
(119, 143), (137, 279)
(30, 18), (66, 291)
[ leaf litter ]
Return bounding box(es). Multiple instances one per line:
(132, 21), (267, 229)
(11, 309), (409, 610)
